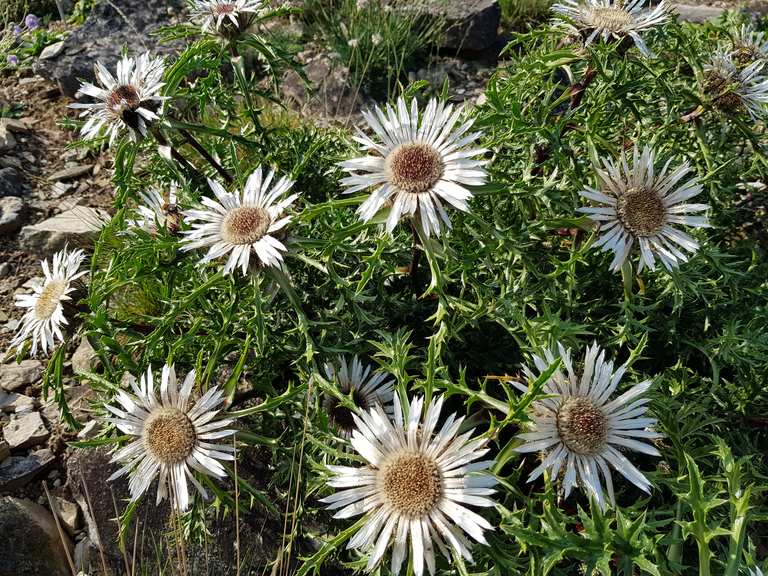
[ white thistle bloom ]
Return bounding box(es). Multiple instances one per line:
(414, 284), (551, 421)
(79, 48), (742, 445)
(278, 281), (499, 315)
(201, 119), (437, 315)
(11, 248), (87, 357)
(703, 50), (768, 119)
(180, 166), (298, 276)
(513, 342), (661, 510)
(321, 395), (497, 576)
(339, 97), (489, 238)
(750, 566), (765, 576)
(730, 24), (768, 64)
(323, 356), (395, 438)
(578, 145), (710, 272)
(106, 364), (237, 511)
(126, 185), (179, 233)
(190, 0), (263, 33)
(551, 0), (670, 57)
(69, 52), (166, 145)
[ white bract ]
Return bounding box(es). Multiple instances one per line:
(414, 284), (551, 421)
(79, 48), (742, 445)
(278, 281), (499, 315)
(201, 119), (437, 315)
(180, 166), (298, 275)
(703, 50), (768, 120)
(514, 342), (661, 509)
(322, 395), (497, 576)
(578, 145), (710, 272)
(339, 97), (488, 238)
(106, 364), (237, 511)
(551, 0), (670, 57)
(323, 356), (395, 437)
(70, 52), (166, 145)
(190, 0), (263, 33)
(11, 248), (86, 357)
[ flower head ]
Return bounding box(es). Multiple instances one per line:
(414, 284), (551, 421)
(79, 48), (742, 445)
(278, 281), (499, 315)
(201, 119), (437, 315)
(339, 97), (488, 238)
(190, 0), (263, 34)
(24, 14), (39, 30)
(730, 24), (768, 65)
(323, 356), (394, 438)
(551, 0), (669, 57)
(69, 52), (166, 145)
(11, 248), (86, 357)
(6, 54), (19, 67)
(106, 363), (238, 511)
(180, 166), (299, 276)
(513, 342), (661, 509)
(578, 145), (710, 272)
(126, 185), (180, 234)
(322, 395), (497, 575)
(703, 50), (768, 119)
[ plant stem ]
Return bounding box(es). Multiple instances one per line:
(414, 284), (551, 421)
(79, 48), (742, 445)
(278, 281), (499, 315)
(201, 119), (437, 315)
(179, 127), (234, 184)
(152, 127), (203, 181)
(409, 222), (422, 289)
(569, 66), (597, 108)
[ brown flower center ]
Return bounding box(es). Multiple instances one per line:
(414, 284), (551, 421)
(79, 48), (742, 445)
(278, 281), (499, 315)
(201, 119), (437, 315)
(704, 72), (745, 113)
(380, 452), (442, 518)
(615, 186), (666, 237)
(143, 407), (197, 464)
(221, 206), (271, 245)
(384, 142), (445, 194)
(107, 85), (141, 113)
(34, 279), (67, 321)
(587, 7), (633, 31)
(213, 3), (236, 15)
(556, 397), (608, 455)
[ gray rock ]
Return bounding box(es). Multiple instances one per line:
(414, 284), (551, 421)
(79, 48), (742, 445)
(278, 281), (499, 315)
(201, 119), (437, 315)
(0, 167), (23, 197)
(0, 449), (55, 491)
(0, 118), (31, 134)
(396, 0), (501, 53)
(0, 125), (16, 152)
(0, 195), (27, 234)
(0, 360), (44, 392)
(71, 338), (98, 375)
(3, 411), (50, 449)
(0, 497), (74, 576)
(18, 206), (109, 256)
(39, 41), (66, 60)
(73, 536), (93, 573)
(48, 165), (93, 182)
(0, 390), (37, 413)
(54, 497), (81, 535)
(0, 441), (8, 463)
(674, 3), (726, 22)
(33, 0), (186, 98)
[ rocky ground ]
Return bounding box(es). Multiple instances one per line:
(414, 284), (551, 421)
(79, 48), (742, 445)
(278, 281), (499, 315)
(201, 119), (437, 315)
(0, 0), (759, 574)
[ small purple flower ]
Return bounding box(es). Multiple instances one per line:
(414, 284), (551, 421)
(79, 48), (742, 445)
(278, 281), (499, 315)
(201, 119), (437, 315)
(12, 24), (23, 37)
(24, 14), (40, 30)
(7, 55), (19, 67)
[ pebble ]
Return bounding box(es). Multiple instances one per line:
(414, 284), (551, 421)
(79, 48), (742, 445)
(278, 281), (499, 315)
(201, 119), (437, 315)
(0, 195), (27, 234)
(3, 411), (50, 449)
(0, 360), (44, 392)
(47, 164), (93, 182)
(0, 448), (55, 490)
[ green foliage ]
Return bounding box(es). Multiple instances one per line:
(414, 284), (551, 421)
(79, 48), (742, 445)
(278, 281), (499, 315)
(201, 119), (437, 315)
(51, 5), (768, 576)
(301, 0), (444, 98)
(500, 0), (553, 30)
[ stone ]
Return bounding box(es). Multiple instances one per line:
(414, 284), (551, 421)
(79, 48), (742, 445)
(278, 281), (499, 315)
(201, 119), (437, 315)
(75, 420), (101, 440)
(674, 3), (726, 22)
(0, 497), (74, 576)
(0, 125), (16, 152)
(33, 0), (186, 98)
(18, 206), (109, 256)
(0, 449), (55, 491)
(71, 337), (98, 374)
(0, 390), (37, 413)
(0, 167), (23, 197)
(54, 497), (81, 535)
(0, 118), (31, 134)
(39, 41), (66, 60)
(42, 385), (94, 424)
(0, 195), (26, 234)
(3, 411), (50, 449)
(0, 441), (8, 463)
(74, 536), (93, 573)
(0, 360), (44, 392)
(48, 164), (93, 182)
(396, 0), (501, 53)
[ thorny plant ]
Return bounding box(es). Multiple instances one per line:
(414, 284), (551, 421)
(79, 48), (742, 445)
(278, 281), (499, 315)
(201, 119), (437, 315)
(5, 1), (768, 575)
